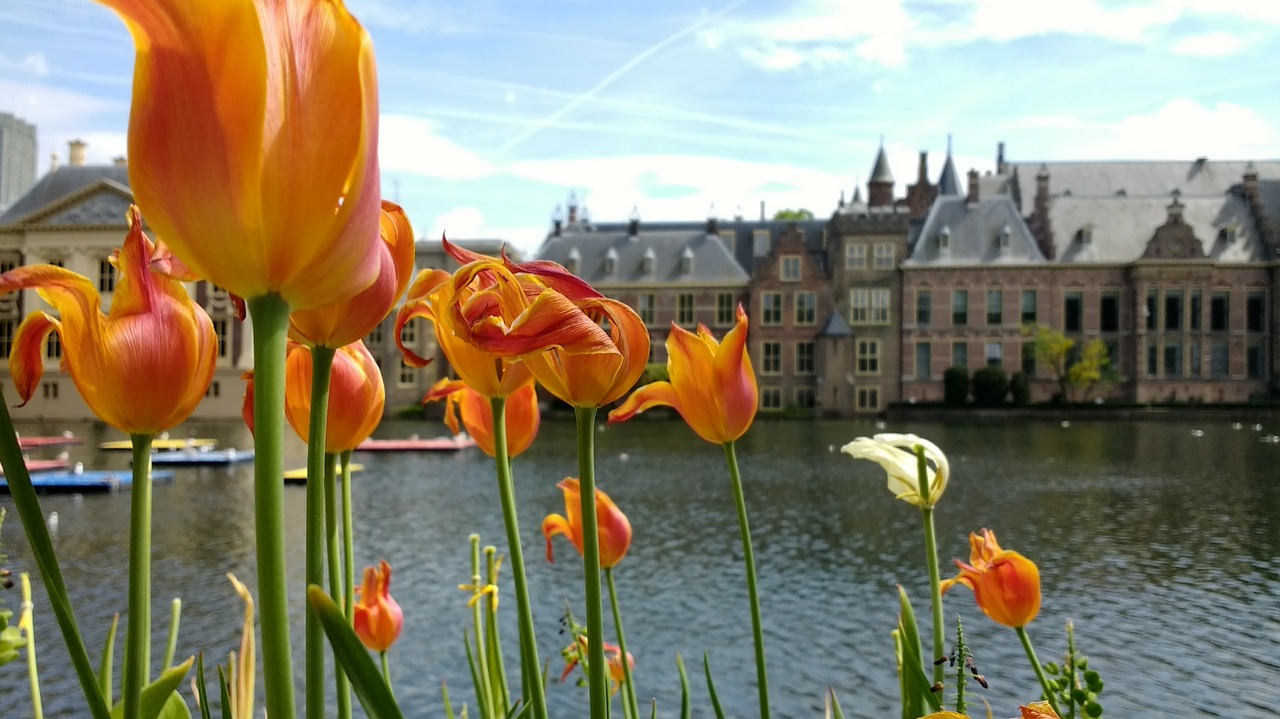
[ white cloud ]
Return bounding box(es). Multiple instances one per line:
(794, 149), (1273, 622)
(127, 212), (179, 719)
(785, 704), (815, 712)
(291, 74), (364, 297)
(1172, 32), (1244, 57)
(431, 206), (487, 240)
(378, 114), (496, 180)
(19, 52), (49, 76)
(1076, 99), (1279, 159)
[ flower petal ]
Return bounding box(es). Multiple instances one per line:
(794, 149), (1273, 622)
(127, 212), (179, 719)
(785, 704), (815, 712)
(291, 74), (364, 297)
(8, 312), (60, 407)
(607, 382), (681, 425)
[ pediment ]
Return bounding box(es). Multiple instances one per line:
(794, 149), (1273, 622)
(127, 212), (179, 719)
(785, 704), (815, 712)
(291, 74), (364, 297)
(1141, 220), (1204, 260)
(20, 181), (134, 227)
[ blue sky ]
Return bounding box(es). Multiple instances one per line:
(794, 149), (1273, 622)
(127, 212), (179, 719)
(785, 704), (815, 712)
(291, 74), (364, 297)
(4, 0), (1280, 254)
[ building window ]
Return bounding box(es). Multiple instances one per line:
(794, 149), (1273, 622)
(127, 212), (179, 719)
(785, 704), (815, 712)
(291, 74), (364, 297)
(986, 342), (1003, 367)
(98, 259), (117, 293)
(0, 258), (18, 274)
(1146, 289), (1157, 330)
(42, 381), (59, 400)
(761, 292), (783, 326)
(1146, 342), (1158, 377)
(1164, 342), (1182, 377)
(1210, 291), (1230, 332)
(1190, 341), (1202, 377)
(205, 381), (221, 399)
(857, 387), (880, 411)
(915, 342), (931, 379)
(638, 294), (656, 325)
(761, 342), (782, 374)
(1210, 341), (1229, 378)
(795, 292), (817, 326)
(916, 291), (932, 326)
(1064, 291), (1083, 333)
(368, 323), (384, 347)
(753, 230), (770, 257)
(761, 387), (783, 410)
(398, 359), (416, 387)
(1248, 340), (1266, 379)
(857, 339), (880, 375)
(1164, 290), (1183, 332)
(871, 289), (890, 324)
(794, 387), (816, 408)
(714, 293), (734, 326)
(1190, 290), (1202, 331)
(853, 288), (890, 325)
(952, 342), (968, 368)
(46, 332), (62, 361)
(780, 255), (802, 282)
(986, 289), (1003, 326)
(952, 290), (969, 327)
(1021, 342), (1036, 375)
(796, 342), (816, 375)
(677, 293), (695, 326)
(0, 320), (13, 356)
(400, 319), (417, 346)
(719, 230), (737, 254)
(1247, 291), (1266, 332)
(1100, 291), (1120, 333)
(873, 243), (895, 269)
(213, 318), (230, 358)
(1021, 289), (1037, 324)
(845, 244), (866, 269)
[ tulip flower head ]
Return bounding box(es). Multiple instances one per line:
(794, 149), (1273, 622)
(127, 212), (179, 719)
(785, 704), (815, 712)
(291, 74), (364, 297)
(609, 303), (756, 443)
(423, 377), (540, 458)
(941, 529), (1042, 628)
(840, 433), (950, 508)
(0, 207), (216, 434)
(542, 478), (632, 568)
(559, 635), (632, 696)
(97, 0), (383, 310)
(1020, 702), (1061, 719)
(353, 560), (403, 652)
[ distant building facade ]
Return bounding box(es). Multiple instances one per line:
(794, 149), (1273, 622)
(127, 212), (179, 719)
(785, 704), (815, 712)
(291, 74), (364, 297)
(0, 113), (37, 213)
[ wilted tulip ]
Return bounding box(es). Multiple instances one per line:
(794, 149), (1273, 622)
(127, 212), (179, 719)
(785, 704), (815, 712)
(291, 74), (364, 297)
(841, 433), (950, 508)
(942, 529), (1042, 628)
(353, 560), (403, 652)
(542, 479), (632, 569)
(424, 377), (540, 458)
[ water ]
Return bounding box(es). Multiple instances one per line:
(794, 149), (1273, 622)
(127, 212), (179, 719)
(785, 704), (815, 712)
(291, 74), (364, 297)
(1, 416), (1278, 718)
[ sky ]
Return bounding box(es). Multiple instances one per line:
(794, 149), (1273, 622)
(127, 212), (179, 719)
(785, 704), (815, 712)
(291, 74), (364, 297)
(4, 0), (1280, 255)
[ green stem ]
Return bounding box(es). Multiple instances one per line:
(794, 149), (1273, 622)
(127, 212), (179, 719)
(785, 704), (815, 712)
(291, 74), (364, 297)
(0, 393), (109, 719)
(574, 406), (608, 719)
(381, 651), (392, 693)
(916, 447), (945, 692)
(247, 292), (297, 719)
(305, 344), (336, 719)
(721, 441), (770, 719)
(605, 568), (640, 719)
(21, 574), (43, 719)
(341, 450), (356, 626)
(325, 452), (353, 719)
(469, 536), (494, 718)
(1017, 626), (1063, 717)
(490, 396), (548, 719)
(162, 598), (181, 670)
(123, 432), (154, 719)
(484, 545), (509, 712)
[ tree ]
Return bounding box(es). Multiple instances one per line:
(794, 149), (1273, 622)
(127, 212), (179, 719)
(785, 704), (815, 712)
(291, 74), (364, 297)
(1067, 338), (1111, 401)
(1025, 324), (1074, 402)
(943, 366), (970, 406)
(972, 365), (1010, 406)
(1024, 324), (1113, 403)
(772, 208), (815, 221)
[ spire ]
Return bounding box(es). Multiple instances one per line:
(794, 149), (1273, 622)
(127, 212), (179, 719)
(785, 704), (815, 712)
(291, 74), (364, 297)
(937, 134), (961, 196)
(869, 139), (894, 184)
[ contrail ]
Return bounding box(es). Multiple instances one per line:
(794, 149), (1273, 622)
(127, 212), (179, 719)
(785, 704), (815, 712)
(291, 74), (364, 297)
(498, 0), (748, 153)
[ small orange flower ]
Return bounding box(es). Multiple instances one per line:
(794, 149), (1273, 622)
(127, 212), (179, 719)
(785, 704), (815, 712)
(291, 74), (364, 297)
(941, 528), (1042, 628)
(559, 635), (632, 695)
(353, 560), (403, 652)
(609, 303), (756, 443)
(423, 377), (540, 458)
(0, 207), (216, 434)
(542, 478), (632, 568)
(1020, 702), (1061, 719)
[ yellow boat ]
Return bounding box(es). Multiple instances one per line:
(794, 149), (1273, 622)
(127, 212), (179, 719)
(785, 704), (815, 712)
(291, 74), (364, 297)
(99, 438), (218, 451)
(284, 464), (364, 484)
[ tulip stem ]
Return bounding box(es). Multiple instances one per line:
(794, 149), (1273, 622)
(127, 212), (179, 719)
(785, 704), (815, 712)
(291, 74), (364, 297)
(490, 396), (548, 719)
(605, 568), (640, 719)
(1016, 626), (1063, 717)
(21, 573), (43, 719)
(574, 406), (609, 719)
(469, 535), (494, 718)
(341, 450), (357, 620)
(247, 292), (297, 719)
(0, 393), (110, 719)
(325, 452), (353, 719)
(305, 344), (336, 719)
(381, 650), (393, 693)
(484, 545), (510, 712)
(722, 440), (770, 719)
(916, 446), (946, 693)
(123, 432), (154, 719)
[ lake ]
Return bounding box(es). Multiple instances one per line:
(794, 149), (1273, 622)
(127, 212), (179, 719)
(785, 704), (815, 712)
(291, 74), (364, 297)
(1, 415), (1277, 718)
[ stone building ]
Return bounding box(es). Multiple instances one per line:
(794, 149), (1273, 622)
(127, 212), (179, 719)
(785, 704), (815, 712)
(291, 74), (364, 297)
(0, 113), (37, 214)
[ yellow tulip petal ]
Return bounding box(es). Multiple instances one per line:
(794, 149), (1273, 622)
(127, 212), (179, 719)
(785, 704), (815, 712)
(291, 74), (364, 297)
(607, 382), (681, 425)
(8, 312), (60, 407)
(541, 514), (573, 563)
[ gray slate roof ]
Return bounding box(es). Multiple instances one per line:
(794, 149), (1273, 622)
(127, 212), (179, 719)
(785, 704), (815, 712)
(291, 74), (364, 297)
(937, 152), (961, 196)
(0, 165), (131, 225)
(869, 146), (894, 183)
(1002, 159), (1280, 202)
(819, 310), (851, 336)
(537, 228), (749, 285)
(906, 195), (1045, 265)
(1050, 194), (1266, 263)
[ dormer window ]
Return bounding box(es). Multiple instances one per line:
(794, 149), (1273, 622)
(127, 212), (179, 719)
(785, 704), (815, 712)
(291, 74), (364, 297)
(642, 247), (656, 274)
(680, 247), (694, 274)
(604, 247), (618, 275)
(1077, 225), (1093, 245)
(938, 225), (951, 251)
(1219, 224), (1238, 243)
(996, 224), (1011, 250)
(567, 247), (581, 275)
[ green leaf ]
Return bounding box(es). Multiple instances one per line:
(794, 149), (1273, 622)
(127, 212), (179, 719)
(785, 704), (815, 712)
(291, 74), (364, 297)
(193, 655), (212, 719)
(308, 585), (406, 719)
(896, 586), (942, 716)
(110, 657), (193, 719)
(503, 701), (531, 719)
(443, 680), (456, 719)
(155, 691), (193, 719)
(701, 653), (726, 719)
(98, 614), (119, 707)
(827, 688), (846, 719)
(216, 666), (232, 719)
(675, 653), (690, 719)
(463, 632), (490, 719)
(1084, 702), (1103, 717)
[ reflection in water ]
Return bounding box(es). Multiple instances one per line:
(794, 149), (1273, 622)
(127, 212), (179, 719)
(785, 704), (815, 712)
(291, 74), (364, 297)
(1, 417), (1278, 717)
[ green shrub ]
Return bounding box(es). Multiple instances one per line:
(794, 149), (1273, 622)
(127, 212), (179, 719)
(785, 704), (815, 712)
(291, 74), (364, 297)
(943, 366), (970, 406)
(1009, 371), (1030, 405)
(972, 365), (1009, 406)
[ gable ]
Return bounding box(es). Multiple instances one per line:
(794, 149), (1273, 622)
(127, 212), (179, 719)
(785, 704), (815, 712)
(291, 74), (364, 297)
(19, 183), (133, 227)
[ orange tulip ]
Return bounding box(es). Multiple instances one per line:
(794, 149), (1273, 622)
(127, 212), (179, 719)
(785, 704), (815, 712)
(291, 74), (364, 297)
(1020, 702), (1061, 719)
(353, 560), (403, 652)
(395, 238), (613, 399)
(558, 635), (632, 695)
(423, 377), (540, 458)
(608, 304), (756, 443)
(290, 201), (416, 347)
(542, 478), (632, 568)
(241, 341), (384, 452)
(0, 207), (216, 434)
(97, 0), (382, 310)
(941, 529), (1042, 628)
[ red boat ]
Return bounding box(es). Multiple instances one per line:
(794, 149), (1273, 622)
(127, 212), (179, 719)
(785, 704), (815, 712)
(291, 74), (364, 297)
(0, 458), (71, 476)
(17, 434), (83, 449)
(356, 434), (477, 452)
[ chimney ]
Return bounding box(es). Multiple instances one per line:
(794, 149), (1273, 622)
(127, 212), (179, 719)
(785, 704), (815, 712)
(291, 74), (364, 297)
(997, 142), (1007, 174)
(68, 139), (87, 167)
(49, 152), (59, 172)
(566, 190), (578, 225)
(551, 204), (564, 237)
(1030, 164), (1055, 259)
(706, 204), (717, 235)
(759, 200), (766, 221)
(628, 205), (640, 237)
(916, 150), (928, 184)
(966, 168), (979, 204)
(112, 156), (127, 167)
(1243, 161), (1259, 202)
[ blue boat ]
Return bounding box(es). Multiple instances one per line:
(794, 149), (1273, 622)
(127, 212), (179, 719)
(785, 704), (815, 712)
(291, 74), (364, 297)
(147, 448), (255, 466)
(0, 469), (176, 494)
